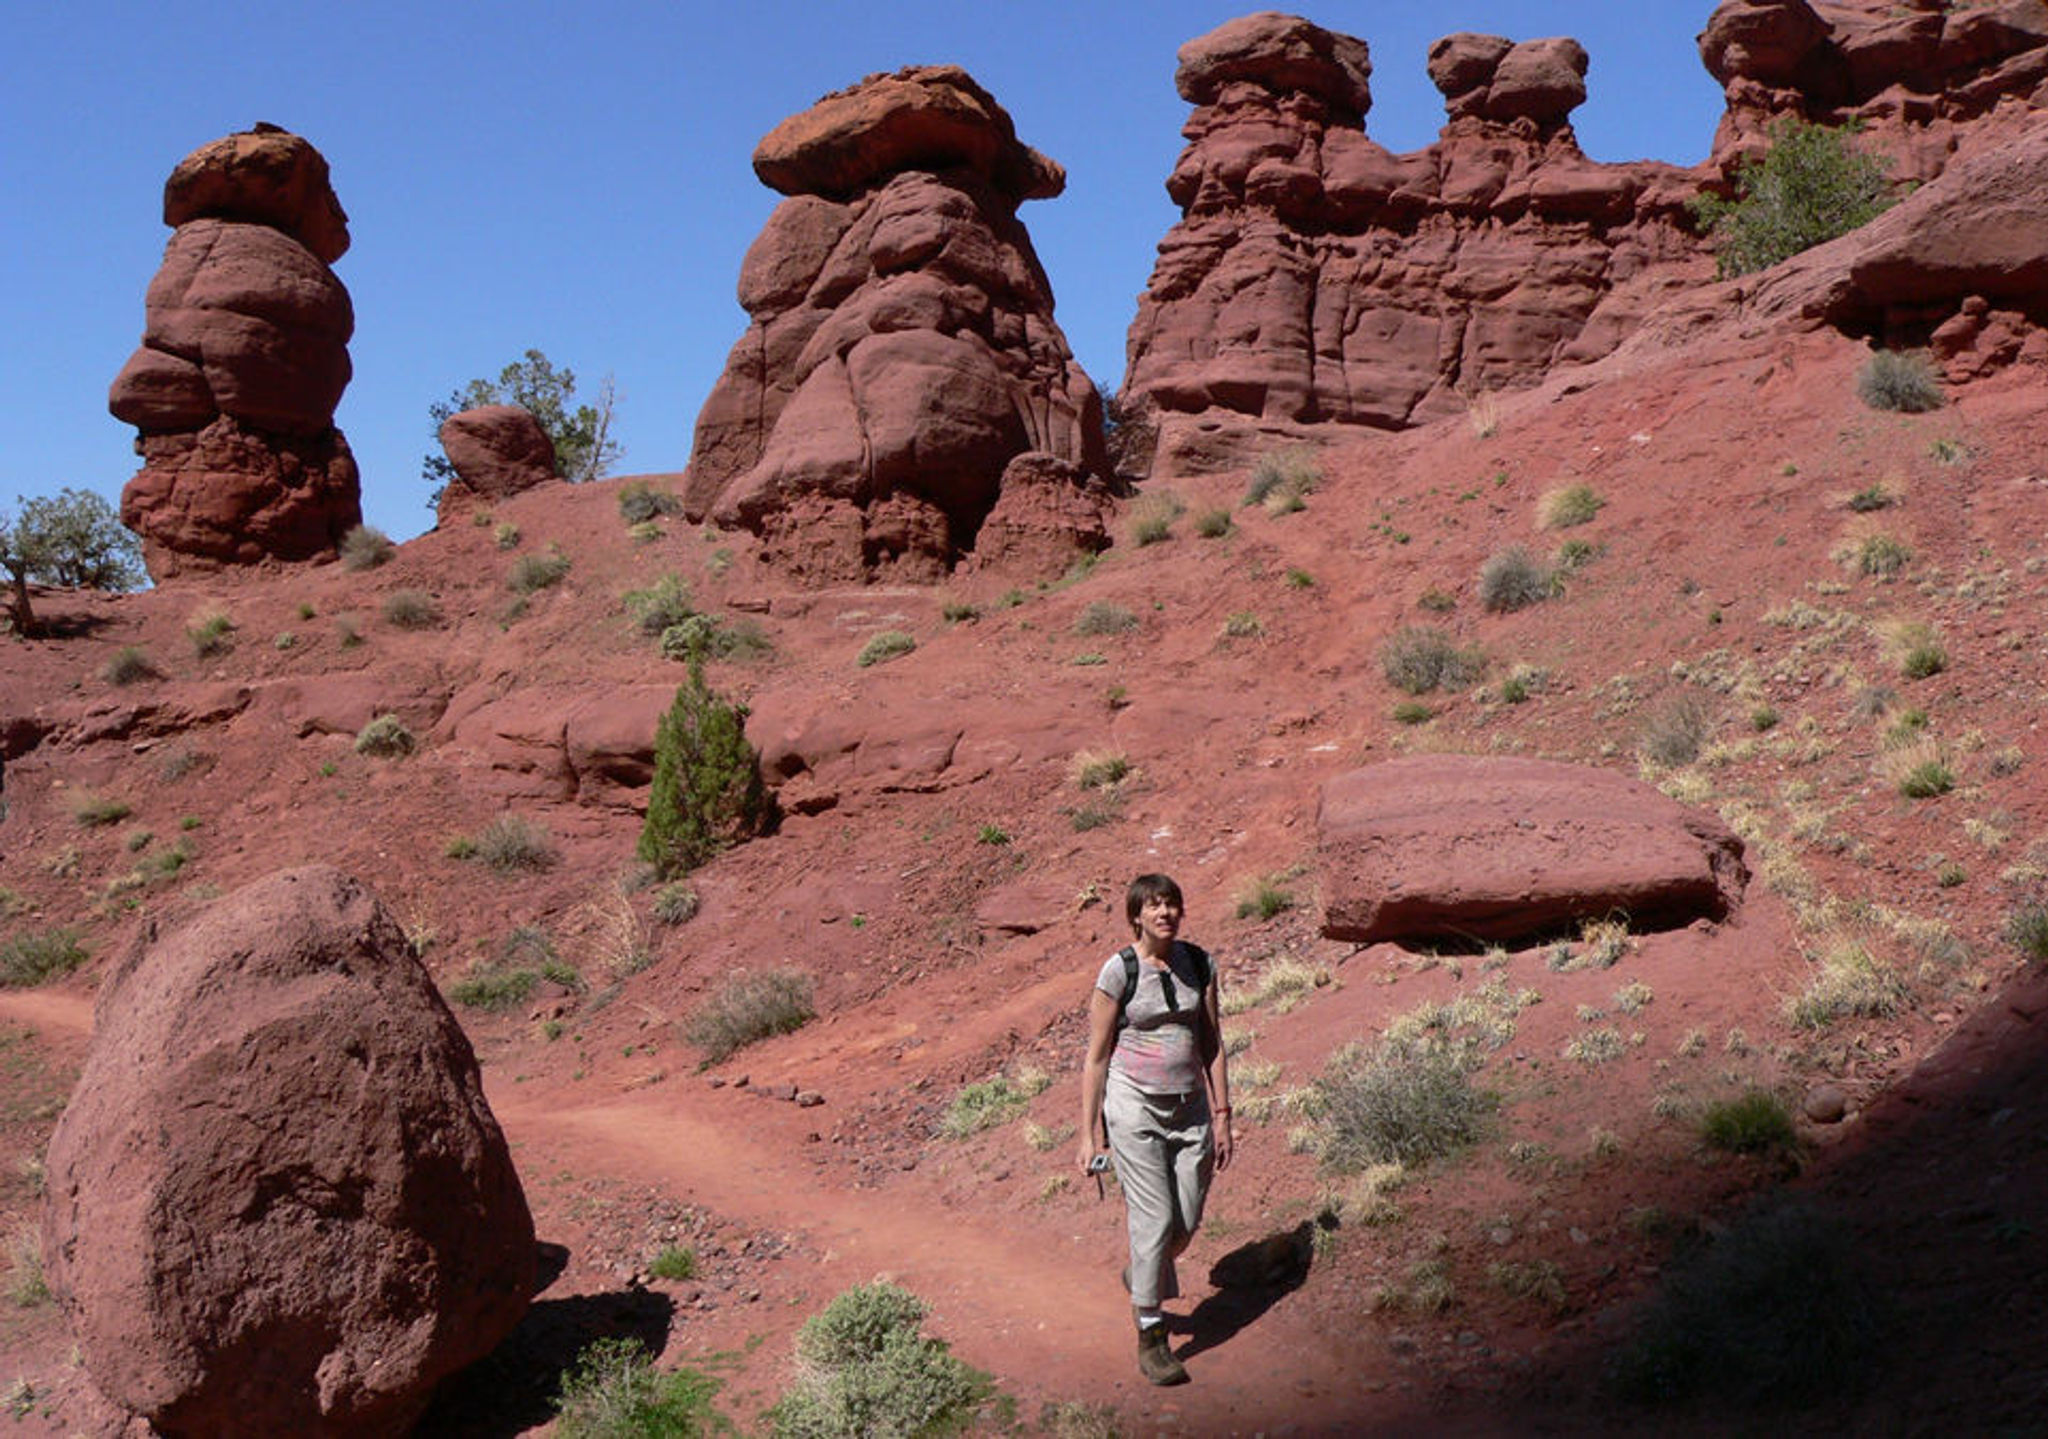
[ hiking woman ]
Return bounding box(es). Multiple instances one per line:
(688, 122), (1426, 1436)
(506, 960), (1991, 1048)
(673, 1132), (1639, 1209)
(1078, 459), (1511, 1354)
(1076, 872), (1232, 1386)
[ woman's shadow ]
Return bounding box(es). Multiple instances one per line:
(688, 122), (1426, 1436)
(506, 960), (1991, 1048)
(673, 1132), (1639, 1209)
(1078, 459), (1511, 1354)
(1174, 1215), (1328, 1358)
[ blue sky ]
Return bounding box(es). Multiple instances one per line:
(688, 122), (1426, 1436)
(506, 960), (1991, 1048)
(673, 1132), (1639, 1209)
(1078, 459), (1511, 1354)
(2, 2), (1725, 544)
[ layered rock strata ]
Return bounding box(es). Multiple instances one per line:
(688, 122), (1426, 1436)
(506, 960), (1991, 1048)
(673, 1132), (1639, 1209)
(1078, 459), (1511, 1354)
(110, 125), (361, 578)
(1122, 14), (1702, 434)
(685, 65), (1109, 583)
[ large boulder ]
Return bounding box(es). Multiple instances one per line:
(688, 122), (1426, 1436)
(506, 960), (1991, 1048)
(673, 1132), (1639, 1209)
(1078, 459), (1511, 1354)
(685, 65), (1108, 582)
(41, 866), (535, 1438)
(1123, 15), (1701, 435)
(435, 403), (557, 523)
(1316, 756), (1748, 945)
(110, 124), (361, 579)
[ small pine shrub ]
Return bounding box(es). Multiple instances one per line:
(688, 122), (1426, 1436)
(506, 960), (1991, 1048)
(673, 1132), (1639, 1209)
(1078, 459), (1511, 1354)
(102, 646), (157, 685)
(856, 630), (916, 667)
(381, 589), (441, 629)
(552, 1336), (727, 1439)
(1689, 117), (1892, 278)
(187, 606), (235, 656)
(684, 968), (814, 1062)
(338, 523), (395, 571)
(1540, 483), (1603, 529)
(1, 929), (87, 988)
(1073, 602), (1137, 637)
(637, 664), (772, 879)
(353, 713), (415, 758)
(1478, 546), (1554, 612)
(1857, 350), (1942, 413)
(617, 480), (682, 524)
(624, 574), (694, 637)
(1380, 626), (1485, 695)
(1699, 1090), (1797, 1156)
(508, 550), (572, 594)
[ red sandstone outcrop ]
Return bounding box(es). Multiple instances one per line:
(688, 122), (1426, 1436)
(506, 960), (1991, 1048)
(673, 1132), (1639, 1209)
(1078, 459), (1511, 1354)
(684, 65), (1109, 583)
(41, 866), (534, 1438)
(1316, 756), (1748, 945)
(110, 124), (361, 579)
(1702, 0), (2048, 183)
(1123, 14), (1702, 436)
(436, 403), (557, 523)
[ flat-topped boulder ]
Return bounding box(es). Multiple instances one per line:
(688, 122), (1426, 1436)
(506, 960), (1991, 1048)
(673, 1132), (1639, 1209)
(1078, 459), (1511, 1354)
(1316, 756), (1748, 945)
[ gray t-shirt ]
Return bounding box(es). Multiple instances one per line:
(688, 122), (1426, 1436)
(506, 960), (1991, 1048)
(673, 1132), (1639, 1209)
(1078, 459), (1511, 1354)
(1096, 943), (1209, 1094)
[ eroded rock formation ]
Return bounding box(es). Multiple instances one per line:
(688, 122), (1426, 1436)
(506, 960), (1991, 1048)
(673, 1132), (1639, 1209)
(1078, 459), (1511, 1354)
(1702, 0), (2048, 183)
(42, 866), (534, 1437)
(1316, 756), (1749, 945)
(110, 125), (361, 579)
(436, 403), (557, 524)
(685, 65), (1109, 583)
(1122, 14), (1702, 434)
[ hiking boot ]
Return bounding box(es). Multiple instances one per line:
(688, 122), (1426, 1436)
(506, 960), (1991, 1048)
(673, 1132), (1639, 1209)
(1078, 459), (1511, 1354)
(1136, 1322), (1188, 1386)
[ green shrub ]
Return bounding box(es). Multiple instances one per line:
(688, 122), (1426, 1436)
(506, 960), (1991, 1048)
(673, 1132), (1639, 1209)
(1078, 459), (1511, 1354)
(467, 815), (557, 874)
(1380, 626), (1485, 695)
(1843, 531), (1911, 577)
(1540, 483), (1603, 529)
(651, 883), (700, 926)
(1235, 875), (1294, 920)
(338, 523), (395, 571)
(1699, 1090), (1797, 1156)
(509, 550), (572, 594)
(1690, 117), (1892, 278)
(552, 1336), (728, 1439)
(1478, 545), (1554, 612)
(647, 1245), (697, 1281)
(659, 614), (765, 664)
(1896, 758), (1954, 798)
(446, 962), (538, 1011)
(772, 1283), (983, 1439)
(68, 791), (130, 827)
(1857, 350), (1942, 413)
(617, 481), (682, 525)
(856, 631), (915, 668)
(187, 606), (236, 656)
(940, 1077), (1031, 1138)
(1312, 1044), (1495, 1172)
(1610, 1204), (1878, 1407)
(940, 601), (979, 624)
(976, 823), (1009, 846)
(0, 929), (87, 988)
(1285, 568), (1316, 590)
(1392, 700), (1433, 725)
(684, 968), (814, 1062)
(381, 590), (441, 630)
(353, 713), (415, 758)
(102, 646), (157, 685)
(1071, 750), (1129, 790)
(1073, 602), (1137, 637)
(1194, 507), (1233, 539)
(637, 665), (771, 879)
(1553, 537), (1601, 574)
(624, 574), (694, 637)
(2005, 901), (2048, 963)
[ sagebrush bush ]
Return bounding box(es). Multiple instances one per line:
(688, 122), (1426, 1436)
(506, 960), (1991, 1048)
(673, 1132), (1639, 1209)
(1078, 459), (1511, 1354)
(1073, 602), (1137, 637)
(1609, 1203), (1878, 1408)
(1856, 350), (1942, 413)
(467, 815), (557, 874)
(508, 550), (572, 594)
(856, 630), (915, 667)
(338, 523), (395, 571)
(624, 574), (694, 636)
(1312, 1044), (1495, 1172)
(1380, 626), (1485, 695)
(637, 664), (771, 879)
(1, 928), (87, 989)
(685, 968), (814, 1062)
(381, 589), (441, 630)
(772, 1283), (983, 1439)
(1690, 117), (1892, 278)
(353, 713), (415, 758)
(616, 480), (683, 524)
(1478, 545), (1554, 612)
(2005, 901), (2048, 964)
(102, 646), (157, 686)
(552, 1336), (727, 1439)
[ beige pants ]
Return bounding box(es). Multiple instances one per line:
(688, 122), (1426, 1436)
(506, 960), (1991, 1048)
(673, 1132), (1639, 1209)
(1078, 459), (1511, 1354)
(1105, 1073), (1213, 1308)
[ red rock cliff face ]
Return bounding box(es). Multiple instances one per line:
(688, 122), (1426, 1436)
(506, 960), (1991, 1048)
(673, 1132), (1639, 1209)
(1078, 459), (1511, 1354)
(684, 66), (1110, 584)
(1702, 0), (2048, 184)
(109, 125), (362, 580)
(1123, 14), (1704, 436)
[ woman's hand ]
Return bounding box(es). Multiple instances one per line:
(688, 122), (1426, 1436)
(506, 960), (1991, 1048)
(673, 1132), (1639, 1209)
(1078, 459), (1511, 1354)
(1212, 1110), (1234, 1172)
(1077, 1135), (1108, 1177)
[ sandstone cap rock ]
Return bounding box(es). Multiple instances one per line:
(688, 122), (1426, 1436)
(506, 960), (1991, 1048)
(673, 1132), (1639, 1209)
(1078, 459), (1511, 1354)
(163, 122), (351, 264)
(1175, 11), (1373, 115)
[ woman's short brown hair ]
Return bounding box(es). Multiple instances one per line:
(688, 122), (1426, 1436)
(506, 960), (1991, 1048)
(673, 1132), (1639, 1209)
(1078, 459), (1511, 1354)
(1125, 873), (1183, 934)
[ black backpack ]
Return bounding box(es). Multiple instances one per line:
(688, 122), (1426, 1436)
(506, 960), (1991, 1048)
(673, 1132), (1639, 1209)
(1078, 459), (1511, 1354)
(1115, 941), (1212, 1032)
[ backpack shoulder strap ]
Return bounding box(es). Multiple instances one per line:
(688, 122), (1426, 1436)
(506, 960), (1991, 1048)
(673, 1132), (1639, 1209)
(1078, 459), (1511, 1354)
(1183, 942), (1212, 993)
(1115, 946), (1138, 1029)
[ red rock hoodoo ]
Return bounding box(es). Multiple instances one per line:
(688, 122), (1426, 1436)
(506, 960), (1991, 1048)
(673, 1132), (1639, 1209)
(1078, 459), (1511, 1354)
(1122, 13), (1703, 437)
(684, 65), (1111, 583)
(1701, 0), (2048, 185)
(41, 865), (534, 1438)
(109, 124), (362, 579)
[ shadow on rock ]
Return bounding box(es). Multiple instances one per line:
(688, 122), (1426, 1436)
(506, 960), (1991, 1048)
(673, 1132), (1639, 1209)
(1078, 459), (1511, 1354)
(417, 1243), (676, 1438)
(1176, 1218), (1322, 1359)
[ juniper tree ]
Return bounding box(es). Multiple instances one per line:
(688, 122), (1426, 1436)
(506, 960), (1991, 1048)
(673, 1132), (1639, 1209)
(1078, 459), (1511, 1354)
(637, 660), (771, 879)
